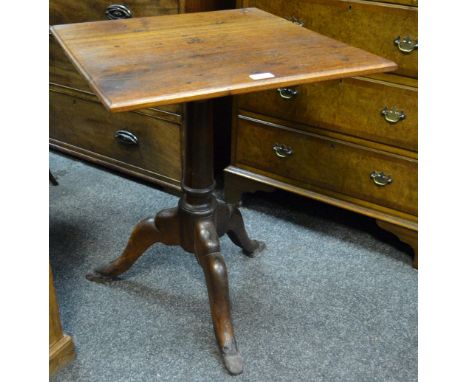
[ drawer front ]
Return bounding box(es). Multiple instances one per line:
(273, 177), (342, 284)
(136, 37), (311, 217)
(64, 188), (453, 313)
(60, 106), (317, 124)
(237, 77), (417, 152)
(50, 37), (90, 92)
(50, 0), (180, 25)
(50, 91), (182, 182)
(240, 0), (418, 78)
(235, 117), (417, 215)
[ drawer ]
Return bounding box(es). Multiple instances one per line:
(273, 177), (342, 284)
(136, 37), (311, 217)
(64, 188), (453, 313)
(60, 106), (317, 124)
(237, 76), (417, 152)
(240, 0), (418, 78)
(49, 37), (90, 93)
(235, 116), (417, 215)
(50, 91), (182, 182)
(50, 0), (180, 25)
(49, 36), (182, 115)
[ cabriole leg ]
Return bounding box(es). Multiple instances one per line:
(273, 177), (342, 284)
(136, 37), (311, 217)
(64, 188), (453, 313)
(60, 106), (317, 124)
(194, 220), (243, 375)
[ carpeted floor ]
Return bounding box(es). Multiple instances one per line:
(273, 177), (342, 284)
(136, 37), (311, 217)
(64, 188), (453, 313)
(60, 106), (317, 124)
(49, 152), (417, 382)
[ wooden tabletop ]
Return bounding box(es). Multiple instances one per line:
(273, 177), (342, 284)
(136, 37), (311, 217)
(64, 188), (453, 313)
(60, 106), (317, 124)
(51, 8), (397, 112)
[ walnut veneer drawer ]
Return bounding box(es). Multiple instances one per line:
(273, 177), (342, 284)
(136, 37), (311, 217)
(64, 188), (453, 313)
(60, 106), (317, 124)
(50, 91), (181, 183)
(235, 116), (417, 215)
(237, 76), (417, 152)
(50, 0), (180, 25)
(240, 0), (418, 78)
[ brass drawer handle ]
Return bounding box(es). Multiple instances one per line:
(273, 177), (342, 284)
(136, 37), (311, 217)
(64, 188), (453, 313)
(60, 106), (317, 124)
(394, 36), (418, 54)
(277, 87), (299, 100)
(289, 16), (305, 27)
(370, 171), (393, 187)
(273, 143), (293, 158)
(381, 106), (406, 124)
(114, 130), (139, 145)
(106, 4), (133, 20)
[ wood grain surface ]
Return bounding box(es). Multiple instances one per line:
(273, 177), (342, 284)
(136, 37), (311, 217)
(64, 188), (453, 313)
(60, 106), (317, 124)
(239, 0), (417, 78)
(237, 76), (418, 152)
(49, 0), (180, 25)
(51, 8), (396, 112)
(234, 116), (417, 215)
(50, 91), (182, 182)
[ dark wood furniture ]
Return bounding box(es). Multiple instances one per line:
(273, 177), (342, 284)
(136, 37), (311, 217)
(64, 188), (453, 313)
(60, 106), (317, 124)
(226, 0), (418, 267)
(50, 266), (75, 375)
(50, 0), (234, 192)
(51, 8), (395, 374)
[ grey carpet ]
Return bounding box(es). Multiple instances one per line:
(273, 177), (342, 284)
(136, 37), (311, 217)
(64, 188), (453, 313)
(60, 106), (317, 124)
(49, 152), (417, 382)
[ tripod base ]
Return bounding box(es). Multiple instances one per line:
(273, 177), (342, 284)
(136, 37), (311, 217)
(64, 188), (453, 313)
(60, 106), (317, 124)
(86, 199), (264, 375)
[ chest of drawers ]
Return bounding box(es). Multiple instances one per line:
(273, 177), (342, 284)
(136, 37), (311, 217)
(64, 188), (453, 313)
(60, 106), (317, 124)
(50, 0), (234, 192)
(225, 0), (418, 267)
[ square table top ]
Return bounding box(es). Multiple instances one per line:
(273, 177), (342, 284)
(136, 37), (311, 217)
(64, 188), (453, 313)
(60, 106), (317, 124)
(51, 8), (397, 113)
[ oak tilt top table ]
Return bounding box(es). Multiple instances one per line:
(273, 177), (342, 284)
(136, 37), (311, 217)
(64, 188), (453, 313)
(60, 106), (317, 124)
(51, 8), (396, 375)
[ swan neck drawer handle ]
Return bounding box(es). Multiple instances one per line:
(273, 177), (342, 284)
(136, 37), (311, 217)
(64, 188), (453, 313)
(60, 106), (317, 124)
(106, 4), (133, 20)
(277, 87), (299, 99)
(114, 130), (139, 145)
(289, 16), (305, 27)
(370, 171), (393, 186)
(394, 36), (418, 53)
(273, 143), (293, 158)
(381, 106), (406, 124)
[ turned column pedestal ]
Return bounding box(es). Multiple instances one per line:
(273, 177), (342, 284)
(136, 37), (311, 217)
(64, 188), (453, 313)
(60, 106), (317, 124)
(86, 100), (265, 375)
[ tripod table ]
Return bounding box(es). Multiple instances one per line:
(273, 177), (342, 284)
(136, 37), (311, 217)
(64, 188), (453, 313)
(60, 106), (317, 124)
(51, 8), (396, 375)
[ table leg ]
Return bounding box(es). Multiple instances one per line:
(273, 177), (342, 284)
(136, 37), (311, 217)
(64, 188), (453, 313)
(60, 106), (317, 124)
(49, 170), (59, 185)
(194, 219), (243, 375)
(86, 99), (265, 375)
(86, 208), (180, 282)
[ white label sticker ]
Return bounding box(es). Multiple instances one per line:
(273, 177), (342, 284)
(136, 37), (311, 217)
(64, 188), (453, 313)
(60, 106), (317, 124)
(249, 72), (275, 80)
